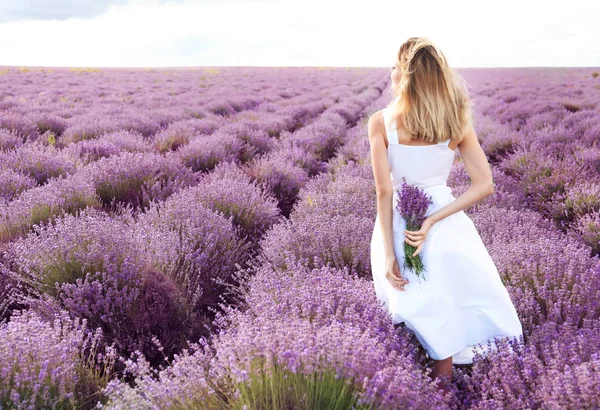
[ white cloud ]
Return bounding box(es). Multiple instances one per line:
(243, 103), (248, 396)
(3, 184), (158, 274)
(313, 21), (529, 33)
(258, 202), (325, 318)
(0, 0), (598, 67)
(0, 0), (128, 22)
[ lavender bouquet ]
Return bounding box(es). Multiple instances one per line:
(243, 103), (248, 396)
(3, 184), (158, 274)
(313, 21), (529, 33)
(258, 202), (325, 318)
(396, 178), (433, 282)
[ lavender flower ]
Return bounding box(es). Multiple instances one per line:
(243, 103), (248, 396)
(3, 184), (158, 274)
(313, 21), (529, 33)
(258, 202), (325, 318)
(396, 178), (432, 281)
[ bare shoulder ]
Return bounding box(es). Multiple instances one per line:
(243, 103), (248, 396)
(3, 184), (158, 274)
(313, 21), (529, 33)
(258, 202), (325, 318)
(455, 124), (493, 189)
(368, 110), (384, 129)
(367, 110), (386, 141)
(456, 124), (478, 151)
(368, 110), (389, 148)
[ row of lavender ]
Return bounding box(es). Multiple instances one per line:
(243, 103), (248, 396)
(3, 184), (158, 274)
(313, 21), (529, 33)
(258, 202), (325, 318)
(0, 67), (387, 408)
(465, 68), (600, 254)
(96, 68), (600, 409)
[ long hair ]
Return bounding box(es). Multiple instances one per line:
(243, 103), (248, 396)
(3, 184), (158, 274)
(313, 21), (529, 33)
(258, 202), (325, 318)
(385, 37), (473, 144)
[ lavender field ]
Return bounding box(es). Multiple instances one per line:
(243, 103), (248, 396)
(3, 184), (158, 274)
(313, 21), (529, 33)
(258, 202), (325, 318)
(0, 65), (599, 409)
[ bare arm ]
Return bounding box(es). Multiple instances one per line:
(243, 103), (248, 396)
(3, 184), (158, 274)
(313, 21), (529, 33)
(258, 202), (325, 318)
(368, 111), (396, 259)
(428, 124), (494, 224)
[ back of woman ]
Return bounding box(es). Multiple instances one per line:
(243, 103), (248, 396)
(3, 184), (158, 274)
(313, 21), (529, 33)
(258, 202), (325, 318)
(368, 36), (524, 393)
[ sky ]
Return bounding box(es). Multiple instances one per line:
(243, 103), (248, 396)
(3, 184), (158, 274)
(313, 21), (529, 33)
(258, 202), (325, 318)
(0, 0), (598, 68)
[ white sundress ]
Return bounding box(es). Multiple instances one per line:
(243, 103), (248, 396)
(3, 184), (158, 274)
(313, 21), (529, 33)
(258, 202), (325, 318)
(370, 107), (523, 364)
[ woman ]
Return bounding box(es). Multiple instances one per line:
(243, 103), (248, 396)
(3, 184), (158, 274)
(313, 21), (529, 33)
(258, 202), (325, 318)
(368, 37), (523, 393)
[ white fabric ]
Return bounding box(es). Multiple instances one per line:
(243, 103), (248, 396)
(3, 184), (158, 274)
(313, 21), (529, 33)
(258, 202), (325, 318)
(370, 107), (523, 364)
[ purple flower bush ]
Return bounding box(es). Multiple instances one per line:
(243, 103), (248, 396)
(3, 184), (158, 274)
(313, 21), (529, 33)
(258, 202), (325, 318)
(575, 145), (600, 176)
(328, 151), (379, 181)
(259, 211), (373, 277)
(176, 132), (249, 173)
(62, 130), (154, 165)
(326, 100), (364, 127)
(470, 204), (600, 332)
(273, 137), (331, 177)
(194, 161), (282, 245)
(573, 209), (600, 255)
(0, 128), (25, 151)
(132, 188), (252, 317)
(241, 150), (311, 218)
(547, 181), (600, 231)
(0, 172), (101, 242)
(152, 117), (221, 153)
(0, 308), (117, 409)
(0, 167), (37, 202)
(203, 99), (237, 117)
(78, 151), (199, 211)
(60, 111), (162, 146)
(480, 127), (520, 164)
(101, 130), (154, 153)
(0, 140), (80, 184)
(327, 125), (372, 167)
(207, 317), (447, 409)
(287, 111), (348, 162)
(28, 110), (69, 136)
(97, 340), (216, 409)
(291, 167), (376, 221)
(3, 207), (190, 366)
(499, 146), (586, 219)
(0, 257), (19, 322)
(63, 138), (122, 164)
(243, 109), (295, 137)
(0, 111), (40, 141)
(203, 261), (449, 409)
(218, 122), (276, 157)
(452, 306), (600, 408)
(218, 261), (421, 361)
(60, 114), (126, 145)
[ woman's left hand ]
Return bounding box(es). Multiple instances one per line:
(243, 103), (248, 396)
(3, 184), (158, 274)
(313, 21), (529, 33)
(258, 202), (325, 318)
(404, 217), (435, 257)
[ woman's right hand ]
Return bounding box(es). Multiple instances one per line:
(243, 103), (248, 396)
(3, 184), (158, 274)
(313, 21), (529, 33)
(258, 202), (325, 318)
(385, 257), (409, 291)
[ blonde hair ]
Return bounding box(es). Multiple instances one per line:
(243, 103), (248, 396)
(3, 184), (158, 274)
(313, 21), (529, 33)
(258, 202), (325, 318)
(385, 37), (473, 144)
